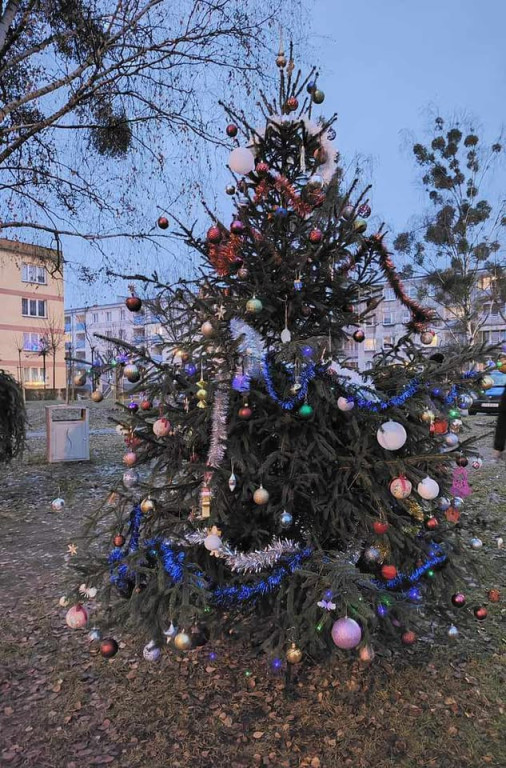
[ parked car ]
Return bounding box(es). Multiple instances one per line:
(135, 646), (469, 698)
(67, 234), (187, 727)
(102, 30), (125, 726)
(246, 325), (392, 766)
(468, 371), (506, 414)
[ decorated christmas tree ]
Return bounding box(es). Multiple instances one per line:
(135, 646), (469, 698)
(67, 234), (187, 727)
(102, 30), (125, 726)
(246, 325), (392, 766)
(69, 48), (497, 665)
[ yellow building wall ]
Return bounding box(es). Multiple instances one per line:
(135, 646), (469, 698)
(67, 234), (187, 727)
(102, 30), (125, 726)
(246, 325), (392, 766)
(0, 238), (66, 390)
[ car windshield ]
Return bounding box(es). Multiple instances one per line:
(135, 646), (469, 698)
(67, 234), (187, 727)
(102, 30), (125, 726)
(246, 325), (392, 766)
(490, 371), (506, 386)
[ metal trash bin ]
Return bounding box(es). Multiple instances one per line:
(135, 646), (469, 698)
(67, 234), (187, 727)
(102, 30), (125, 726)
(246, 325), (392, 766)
(46, 405), (90, 463)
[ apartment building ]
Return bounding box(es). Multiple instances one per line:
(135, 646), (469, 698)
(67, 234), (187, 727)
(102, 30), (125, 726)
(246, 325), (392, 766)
(0, 238), (65, 390)
(65, 301), (167, 368)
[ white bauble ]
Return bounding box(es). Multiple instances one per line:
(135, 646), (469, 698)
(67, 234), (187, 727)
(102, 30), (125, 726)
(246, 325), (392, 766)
(51, 497), (65, 512)
(376, 421), (407, 451)
(153, 417), (171, 437)
(143, 641), (161, 662)
(337, 396), (354, 412)
(204, 534), (222, 552)
(228, 147), (255, 175)
(417, 477), (440, 500)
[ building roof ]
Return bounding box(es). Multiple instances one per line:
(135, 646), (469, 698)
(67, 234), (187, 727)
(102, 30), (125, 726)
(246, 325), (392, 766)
(0, 237), (62, 265)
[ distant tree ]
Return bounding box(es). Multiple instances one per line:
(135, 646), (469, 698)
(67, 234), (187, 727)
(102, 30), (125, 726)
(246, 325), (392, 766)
(42, 312), (65, 390)
(394, 118), (506, 344)
(0, 1), (302, 268)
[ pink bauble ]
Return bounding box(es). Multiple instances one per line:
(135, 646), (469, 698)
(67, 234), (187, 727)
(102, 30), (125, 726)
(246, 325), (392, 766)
(123, 452), (137, 467)
(389, 476), (412, 499)
(331, 617), (362, 649)
(65, 604), (88, 629)
(153, 417), (171, 437)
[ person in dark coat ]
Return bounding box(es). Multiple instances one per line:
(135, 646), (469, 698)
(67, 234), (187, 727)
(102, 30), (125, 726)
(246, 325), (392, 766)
(493, 385), (506, 458)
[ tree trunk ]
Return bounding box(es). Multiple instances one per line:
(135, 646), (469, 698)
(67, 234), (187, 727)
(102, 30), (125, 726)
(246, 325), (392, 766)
(0, 1), (20, 50)
(52, 349), (56, 391)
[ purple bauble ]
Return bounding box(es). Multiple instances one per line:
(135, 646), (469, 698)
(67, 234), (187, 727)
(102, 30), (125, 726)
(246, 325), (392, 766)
(232, 373), (250, 393)
(128, 401), (139, 412)
(301, 345), (313, 358)
(185, 363), (197, 376)
(331, 617), (362, 649)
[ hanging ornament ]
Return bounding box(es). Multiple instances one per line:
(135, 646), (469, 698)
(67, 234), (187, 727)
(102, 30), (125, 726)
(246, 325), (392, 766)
(298, 403), (313, 418)
(293, 275), (303, 292)
(451, 592), (466, 607)
(246, 297), (263, 314)
(425, 517), (439, 530)
(143, 641), (161, 662)
(438, 497), (451, 511)
(123, 451), (137, 467)
(196, 383), (208, 409)
(207, 226), (222, 244)
(341, 204), (355, 220)
(309, 228), (323, 244)
(420, 409), (435, 424)
(226, 123), (238, 137)
(417, 477), (440, 500)
(286, 643), (303, 664)
(401, 631), (417, 646)
(157, 216), (169, 230)
(74, 373), (86, 387)
(357, 203), (371, 218)
(279, 510), (293, 528)
(228, 147), (255, 175)
(376, 421), (407, 451)
(128, 401), (139, 412)
(445, 506), (460, 523)
(174, 631), (192, 650)
(469, 537), (483, 550)
(474, 606), (487, 620)
(226, 184), (236, 196)
(331, 617), (362, 649)
(88, 628), (101, 642)
(381, 564), (397, 580)
(140, 497), (155, 514)
(471, 457), (483, 470)
(100, 638), (119, 658)
(51, 497), (65, 512)
(358, 644), (375, 662)
(237, 266), (248, 279)
(449, 418), (463, 433)
(200, 484), (211, 518)
(281, 301), (291, 343)
(457, 393), (473, 410)
(389, 476), (412, 499)
(480, 375), (494, 390)
(456, 455), (468, 467)
(364, 546), (382, 564)
(487, 588), (500, 603)
(432, 418), (448, 435)
(253, 485), (269, 505)
(65, 604), (88, 629)
(312, 89), (325, 104)
(285, 96), (298, 112)
(443, 432), (459, 448)
(204, 531), (223, 552)
(201, 320), (215, 338)
(373, 520), (389, 535)
(420, 330), (435, 345)
(447, 625), (459, 639)
(228, 472), (237, 492)
(230, 219), (244, 235)
(353, 329), (365, 343)
(450, 467), (471, 497)
(113, 534), (125, 547)
(140, 399), (152, 411)
(238, 404), (252, 419)
(353, 218), (367, 233)
(123, 469), (139, 488)
(124, 363), (140, 383)
(337, 396), (354, 412)
(255, 161), (269, 175)
(91, 390), (103, 403)
(125, 294), (142, 312)
(153, 417), (171, 437)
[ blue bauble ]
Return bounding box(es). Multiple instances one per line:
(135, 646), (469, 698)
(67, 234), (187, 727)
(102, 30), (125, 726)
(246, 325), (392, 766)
(407, 587), (422, 603)
(431, 387), (442, 399)
(306, 80), (316, 93)
(185, 363), (197, 376)
(377, 604), (388, 618)
(275, 206), (288, 217)
(280, 511), (293, 528)
(301, 345), (313, 358)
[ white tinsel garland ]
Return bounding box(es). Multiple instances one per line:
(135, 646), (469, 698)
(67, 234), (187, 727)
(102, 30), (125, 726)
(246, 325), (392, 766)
(183, 531), (302, 573)
(229, 318), (265, 380)
(206, 385), (229, 468)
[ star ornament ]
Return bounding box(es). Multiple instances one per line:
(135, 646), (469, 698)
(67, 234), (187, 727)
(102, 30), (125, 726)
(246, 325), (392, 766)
(67, 543), (78, 556)
(215, 304), (226, 320)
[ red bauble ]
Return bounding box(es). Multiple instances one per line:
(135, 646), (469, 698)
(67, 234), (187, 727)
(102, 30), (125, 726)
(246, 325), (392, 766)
(157, 216), (169, 230)
(425, 517), (439, 530)
(230, 220), (244, 235)
(401, 630), (417, 645)
(381, 564), (397, 580)
(100, 638), (119, 658)
(255, 162), (269, 175)
(474, 606), (488, 620)
(207, 226), (222, 244)
(140, 400), (152, 411)
(238, 406), (252, 419)
(373, 521), (389, 535)
(353, 329), (365, 343)
(309, 228), (323, 244)
(487, 589), (500, 603)
(113, 534), (125, 547)
(226, 123), (238, 137)
(286, 96), (298, 111)
(125, 295), (142, 312)
(451, 592), (466, 607)
(456, 455), (468, 467)
(343, 304), (355, 314)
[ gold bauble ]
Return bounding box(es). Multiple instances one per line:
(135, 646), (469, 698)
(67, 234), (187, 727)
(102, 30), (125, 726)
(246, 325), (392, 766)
(140, 497), (155, 514)
(421, 409), (434, 423)
(286, 643), (303, 664)
(196, 401), (207, 409)
(174, 631), (192, 651)
(358, 644), (375, 663)
(196, 388), (207, 400)
(91, 390), (103, 403)
(253, 486), (269, 505)
(201, 321), (214, 338)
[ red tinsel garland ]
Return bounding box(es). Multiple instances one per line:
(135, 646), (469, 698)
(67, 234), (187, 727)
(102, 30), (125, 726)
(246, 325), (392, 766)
(207, 235), (243, 276)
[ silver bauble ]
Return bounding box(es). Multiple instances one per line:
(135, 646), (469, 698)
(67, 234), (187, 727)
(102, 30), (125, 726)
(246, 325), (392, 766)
(123, 468), (140, 488)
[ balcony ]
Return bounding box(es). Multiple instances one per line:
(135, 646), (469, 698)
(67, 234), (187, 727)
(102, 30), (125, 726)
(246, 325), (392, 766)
(75, 339), (86, 349)
(64, 323), (71, 333)
(75, 322), (86, 331)
(133, 315), (145, 325)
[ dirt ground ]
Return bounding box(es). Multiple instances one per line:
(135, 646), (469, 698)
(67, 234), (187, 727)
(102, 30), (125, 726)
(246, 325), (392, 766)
(0, 402), (505, 768)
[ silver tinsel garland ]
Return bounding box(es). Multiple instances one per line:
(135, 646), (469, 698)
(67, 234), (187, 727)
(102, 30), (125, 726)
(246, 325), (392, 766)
(229, 318), (265, 380)
(183, 531), (302, 573)
(206, 384), (229, 468)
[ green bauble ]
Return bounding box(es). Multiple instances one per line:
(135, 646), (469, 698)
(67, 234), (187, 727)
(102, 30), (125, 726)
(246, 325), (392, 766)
(298, 403), (313, 418)
(312, 89), (325, 104)
(353, 218), (367, 233)
(246, 297), (263, 314)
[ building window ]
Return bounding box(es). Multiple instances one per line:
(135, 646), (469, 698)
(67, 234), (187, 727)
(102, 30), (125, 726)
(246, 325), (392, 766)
(384, 288), (395, 301)
(364, 314), (376, 327)
(407, 285), (418, 299)
(22, 298), (46, 317)
(118, 329), (125, 340)
(23, 332), (43, 351)
(401, 311), (411, 323)
(21, 263), (46, 284)
(383, 313), (394, 325)
(75, 351), (86, 360)
(382, 336), (394, 347)
(92, 312), (99, 323)
(364, 338), (376, 351)
(106, 311), (112, 321)
(120, 309), (125, 320)
(25, 367), (46, 383)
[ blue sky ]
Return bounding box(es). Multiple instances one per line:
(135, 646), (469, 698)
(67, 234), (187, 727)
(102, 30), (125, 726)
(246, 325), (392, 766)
(66, 0), (505, 306)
